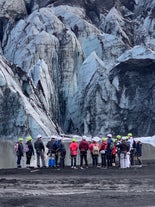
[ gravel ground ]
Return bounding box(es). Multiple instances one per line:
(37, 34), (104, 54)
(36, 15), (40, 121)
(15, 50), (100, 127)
(0, 163), (155, 207)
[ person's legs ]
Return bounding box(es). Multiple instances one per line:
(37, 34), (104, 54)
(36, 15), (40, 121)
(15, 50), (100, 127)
(60, 156), (65, 168)
(17, 155), (22, 168)
(80, 152), (84, 167)
(40, 152), (46, 167)
(83, 152), (88, 167)
(120, 153), (125, 168)
(48, 157), (52, 167)
(112, 154), (116, 166)
(137, 156), (142, 165)
(92, 154), (95, 167)
(73, 156), (77, 167)
(126, 153), (130, 168)
(130, 149), (135, 165)
(36, 153), (40, 167)
(107, 153), (111, 167)
(95, 155), (98, 166)
(101, 154), (107, 167)
(26, 155), (31, 167)
(93, 155), (98, 167)
(71, 155), (74, 167)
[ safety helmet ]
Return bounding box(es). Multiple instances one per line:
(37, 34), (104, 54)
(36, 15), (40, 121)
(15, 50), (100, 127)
(37, 134), (42, 138)
(27, 136), (32, 141)
(122, 137), (126, 141)
(82, 136), (87, 140)
(127, 133), (133, 137)
(18, 137), (23, 141)
(116, 135), (121, 139)
(72, 138), (76, 142)
(102, 137), (107, 141)
(107, 134), (112, 138)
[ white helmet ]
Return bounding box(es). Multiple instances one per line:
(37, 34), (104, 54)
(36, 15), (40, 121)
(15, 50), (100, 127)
(122, 137), (126, 140)
(107, 134), (112, 138)
(57, 136), (62, 140)
(82, 135), (87, 140)
(37, 134), (42, 138)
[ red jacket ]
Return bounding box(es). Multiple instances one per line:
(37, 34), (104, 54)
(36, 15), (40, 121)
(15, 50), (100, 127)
(79, 140), (89, 152)
(112, 146), (117, 155)
(70, 142), (78, 155)
(100, 141), (107, 151)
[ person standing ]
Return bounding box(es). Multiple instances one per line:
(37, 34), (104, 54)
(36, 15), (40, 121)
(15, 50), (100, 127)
(89, 138), (100, 167)
(79, 136), (89, 169)
(112, 140), (117, 166)
(25, 136), (34, 168)
(117, 137), (130, 168)
(99, 138), (107, 168)
(127, 133), (136, 166)
(59, 137), (66, 169)
(106, 134), (114, 168)
(34, 134), (46, 168)
(115, 135), (122, 167)
(16, 137), (24, 168)
(46, 136), (57, 168)
(55, 138), (61, 168)
(69, 138), (78, 169)
(135, 140), (143, 166)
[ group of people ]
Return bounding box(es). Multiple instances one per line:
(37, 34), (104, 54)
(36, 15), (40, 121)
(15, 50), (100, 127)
(14, 133), (142, 169)
(15, 134), (66, 169)
(69, 133), (142, 169)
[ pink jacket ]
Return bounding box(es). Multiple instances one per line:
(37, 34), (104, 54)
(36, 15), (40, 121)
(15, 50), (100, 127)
(70, 142), (78, 156)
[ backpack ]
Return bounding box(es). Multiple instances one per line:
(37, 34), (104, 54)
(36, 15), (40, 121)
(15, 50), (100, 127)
(23, 144), (29, 153)
(110, 142), (115, 150)
(14, 142), (19, 152)
(92, 145), (99, 155)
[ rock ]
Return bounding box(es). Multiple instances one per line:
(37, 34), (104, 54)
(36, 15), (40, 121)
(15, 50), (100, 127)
(0, 55), (59, 139)
(1, 0), (155, 138)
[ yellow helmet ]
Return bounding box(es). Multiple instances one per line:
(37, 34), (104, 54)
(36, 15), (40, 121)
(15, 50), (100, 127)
(116, 135), (121, 139)
(102, 137), (107, 141)
(27, 136), (32, 141)
(72, 138), (76, 142)
(18, 137), (23, 141)
(126, 136), (129, 140)
(127, 133), (133, 137)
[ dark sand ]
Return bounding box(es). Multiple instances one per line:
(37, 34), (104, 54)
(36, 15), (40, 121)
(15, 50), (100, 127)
(0, 163), (155, 207)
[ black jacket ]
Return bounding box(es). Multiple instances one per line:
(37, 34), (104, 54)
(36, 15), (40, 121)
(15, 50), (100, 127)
(46, 140), (57, 154)
(117, 141), (130, 153)
(26, 141), (34, 156)
(34, 140), (45, 153)
(17, 142), (24, 156)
